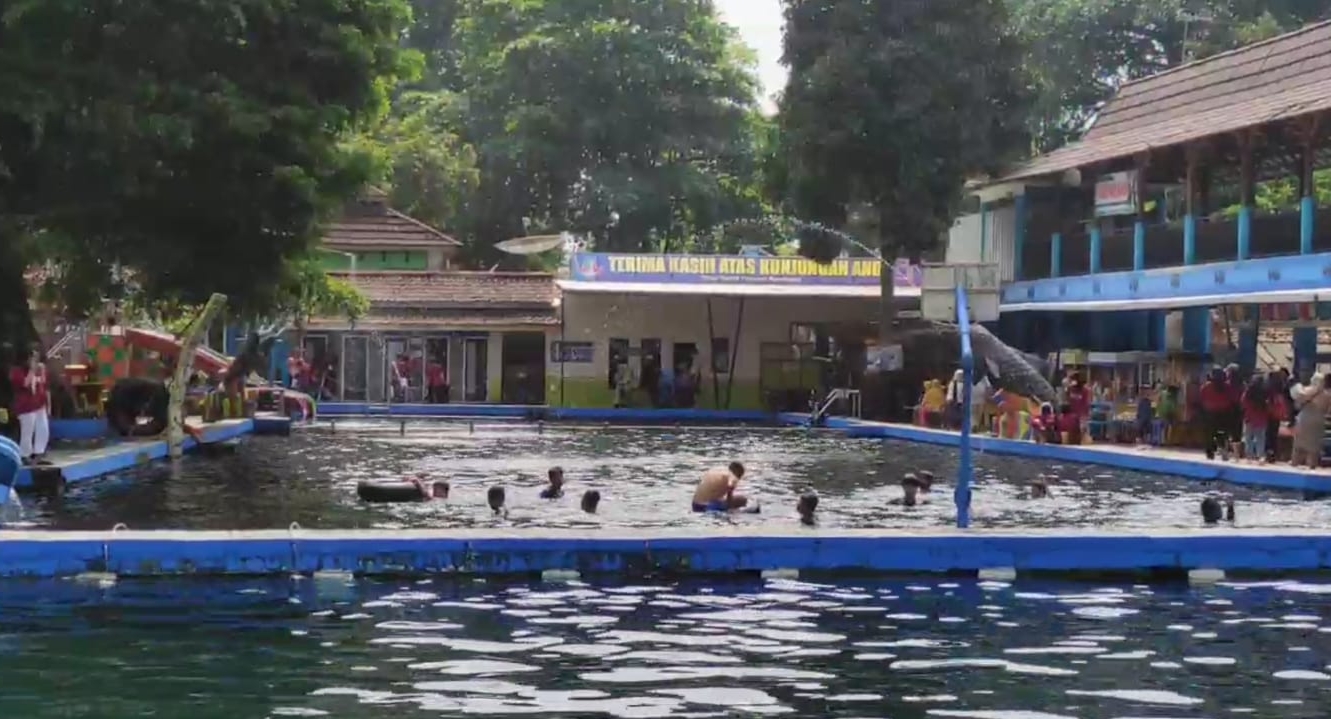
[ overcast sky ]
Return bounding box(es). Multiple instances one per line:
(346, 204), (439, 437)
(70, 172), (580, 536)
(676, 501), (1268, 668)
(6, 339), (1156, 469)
(715, 0), (785, 113)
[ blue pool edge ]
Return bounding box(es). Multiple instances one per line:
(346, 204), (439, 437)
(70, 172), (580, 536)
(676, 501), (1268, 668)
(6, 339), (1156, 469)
(2, 528), (1331, 579)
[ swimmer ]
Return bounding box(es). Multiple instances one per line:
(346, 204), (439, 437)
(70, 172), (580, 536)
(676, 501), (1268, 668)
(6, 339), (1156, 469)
(917, 470), (936, 493)
(889, 474), (927, 507)
(1201, 496), (1235, 525)
(1021, 479), (1049, 500)
(797, 492), (819, 526)
(541, 466), (565, 499)
(691, 461), (749, 513)
(581, 489), (601, 514)
(487, 485), (506, 515)
(409, 475), (449, 501)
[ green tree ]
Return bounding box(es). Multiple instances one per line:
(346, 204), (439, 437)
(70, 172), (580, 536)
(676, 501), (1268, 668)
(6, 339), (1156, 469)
(0, 0), (414, 350)
(1014, 0), (1326, 152)
(449, 0), (763, 260)
(778, 0), (1031, 335)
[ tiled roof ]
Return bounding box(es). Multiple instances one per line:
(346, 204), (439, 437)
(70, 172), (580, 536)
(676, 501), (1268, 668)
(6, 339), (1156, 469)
(323, 198), (461, 248)
(1004, 19), (1331, 181)
(331, 271), (559, 310)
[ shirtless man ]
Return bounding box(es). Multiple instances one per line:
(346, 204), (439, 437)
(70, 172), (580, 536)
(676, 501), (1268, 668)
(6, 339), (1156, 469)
(691, 461), (749, 512)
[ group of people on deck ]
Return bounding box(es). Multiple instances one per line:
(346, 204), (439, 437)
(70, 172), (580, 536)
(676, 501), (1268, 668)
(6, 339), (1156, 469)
(1200, 365), (1331, 468)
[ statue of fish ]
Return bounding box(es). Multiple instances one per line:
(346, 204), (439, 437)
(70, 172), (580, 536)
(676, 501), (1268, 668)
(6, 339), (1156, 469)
(897, 321), (1057, 404)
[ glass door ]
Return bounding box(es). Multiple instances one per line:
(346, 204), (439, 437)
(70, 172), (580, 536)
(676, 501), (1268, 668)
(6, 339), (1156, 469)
(341, 335), (369, 401)
(462, 337), (488, 402)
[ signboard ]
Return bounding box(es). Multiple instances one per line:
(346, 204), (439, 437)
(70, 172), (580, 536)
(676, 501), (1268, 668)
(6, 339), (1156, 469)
(550, 341), (595, 364)
(866, 344), (903, 373)
(1094, 171), (1139, 217)
(568, 253), (923, 288)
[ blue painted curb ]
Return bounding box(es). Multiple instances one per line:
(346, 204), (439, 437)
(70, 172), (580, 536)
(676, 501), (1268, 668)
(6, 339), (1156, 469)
(50, 419), (110, 441)
(317, 403), (773, 423)
(2, 529), (1330, 578)
(810, 417), (1331, 494)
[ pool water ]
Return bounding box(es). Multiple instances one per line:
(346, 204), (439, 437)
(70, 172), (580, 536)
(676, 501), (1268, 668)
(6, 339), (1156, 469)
(2, 575), (1330, 718)
(24, 421), (1331, 530)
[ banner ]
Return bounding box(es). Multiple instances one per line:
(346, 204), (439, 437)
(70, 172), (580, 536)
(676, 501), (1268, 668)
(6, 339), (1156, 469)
(568, 253), (923, 288)
(550, 341), (595, 363)
(1094, 171), (1138, 217)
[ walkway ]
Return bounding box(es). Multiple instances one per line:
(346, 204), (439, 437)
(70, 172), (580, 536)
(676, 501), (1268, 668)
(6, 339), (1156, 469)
(813, 417), (1331, 494)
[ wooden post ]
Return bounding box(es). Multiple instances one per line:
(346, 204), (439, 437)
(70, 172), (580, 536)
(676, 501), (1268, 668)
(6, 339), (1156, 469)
(1236, 129), (1257, 260)
(1133, 153), (1150, 270)
(1184, 144), (1200, 265)
(1293, 114), (1322, 255)
(168, 293), (227, 458)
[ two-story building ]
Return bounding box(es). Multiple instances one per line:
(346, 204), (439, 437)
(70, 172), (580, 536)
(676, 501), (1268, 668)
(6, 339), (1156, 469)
(294, 192), (559, 404)
(950, 19), (1331, 385)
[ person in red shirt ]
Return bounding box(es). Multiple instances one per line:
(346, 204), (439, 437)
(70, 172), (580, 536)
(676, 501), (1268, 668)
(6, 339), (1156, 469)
(1065, 373), (1091, 438)
(286, 349), (309, 392)
(1240, 375), (1269, 462)
(1056, 404), (1081, 445)
(426, 358), (449, 404)
(1198, 368), (1234, 460)
(9, 349), (50, 466)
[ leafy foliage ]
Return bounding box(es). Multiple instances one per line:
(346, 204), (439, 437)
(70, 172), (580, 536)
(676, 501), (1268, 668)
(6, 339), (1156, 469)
(0, 0), (415, 343)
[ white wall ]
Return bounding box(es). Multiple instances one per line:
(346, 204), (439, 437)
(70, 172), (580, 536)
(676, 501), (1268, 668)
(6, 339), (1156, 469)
(554, 293), (882, 384)
(946, 213), (984, 264)
(944, 204), (1017, 283)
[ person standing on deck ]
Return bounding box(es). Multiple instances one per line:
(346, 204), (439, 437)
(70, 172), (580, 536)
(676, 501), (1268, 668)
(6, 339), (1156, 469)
(1291, 373), (1331, 468)
(9, 348), (50, 466)
(944, 369), (966, 430)
(1066, 373), (1091, 440)
(1240, 376), (1269, 463)
(1199, 368), (1233, 461)
(1264, 372), (1290, 462)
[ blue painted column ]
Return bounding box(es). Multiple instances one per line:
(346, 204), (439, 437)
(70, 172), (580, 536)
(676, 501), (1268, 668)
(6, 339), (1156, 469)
(1183, 214), (1197, 265)
(1132, 221), (1145, 271)
(1182, 307), (1211, 355)
(1013, 193), (1028, 280)
(1089, 227), (1102, 274)
(1050, 232), (1062, 278)
(1237, 314), (1258, 375)
(1302, 196), (1316, 255)
(1237, 205), (1252, 260)
(1294, 327), (1318, 379)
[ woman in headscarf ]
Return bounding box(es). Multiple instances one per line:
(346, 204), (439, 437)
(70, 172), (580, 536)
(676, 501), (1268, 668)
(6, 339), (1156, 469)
(1291, 372), (1331, 468)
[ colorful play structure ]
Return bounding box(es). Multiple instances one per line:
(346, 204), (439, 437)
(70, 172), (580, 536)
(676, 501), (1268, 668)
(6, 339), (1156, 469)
(71, 327), (316, 424)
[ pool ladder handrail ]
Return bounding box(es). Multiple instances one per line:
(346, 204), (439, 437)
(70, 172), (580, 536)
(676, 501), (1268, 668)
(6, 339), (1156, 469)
(811, 387), (862, 425)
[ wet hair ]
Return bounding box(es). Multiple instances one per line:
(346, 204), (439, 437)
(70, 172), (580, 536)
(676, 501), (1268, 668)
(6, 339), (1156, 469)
(487, 486), (506, 513)
(797, 493), (819, 525)
(729, 461), (745, 478)
(548, 466), (564, 483)
(1201, 496), (1235, 524)
(1028, 480), (1049, 499)
(901, 474), (924, 490)
(432, 481), (450, 499)
(581, 490), (601, 513)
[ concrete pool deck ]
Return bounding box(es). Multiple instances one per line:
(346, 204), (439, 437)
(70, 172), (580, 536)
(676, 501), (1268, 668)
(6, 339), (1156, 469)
(805, 416), (1331, 494)
(12, 416), (287, 492)
(2, 526), (1331, 579)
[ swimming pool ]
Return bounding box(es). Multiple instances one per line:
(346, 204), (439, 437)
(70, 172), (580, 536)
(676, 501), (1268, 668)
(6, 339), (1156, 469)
(22, 421), (1331, 531)
(2, 575), (1329, 718)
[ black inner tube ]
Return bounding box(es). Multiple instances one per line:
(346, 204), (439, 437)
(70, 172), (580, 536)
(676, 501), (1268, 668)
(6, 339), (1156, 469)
(357, 481), (426, 503)
(106, 378), (169, 437)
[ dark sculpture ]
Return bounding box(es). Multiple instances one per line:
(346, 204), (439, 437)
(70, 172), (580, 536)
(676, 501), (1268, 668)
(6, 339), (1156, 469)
(223, 328), (281, 385)
(896, 321), (1057, 404)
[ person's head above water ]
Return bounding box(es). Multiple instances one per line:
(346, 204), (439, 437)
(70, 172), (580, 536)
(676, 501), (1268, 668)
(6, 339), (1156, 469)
(487, 485), (506, 513)
(917, 470), (935, 492)
(900, 474), (924, 506)
(548, 466), (564, 489)
(797, 492), (819, 525)
(1027, 479), (1049, 499)
(1200, 495), (1235, 524)
(432, 481), (450, 499)
(729, 461), (745, 479)
(581, 489), (601, 513)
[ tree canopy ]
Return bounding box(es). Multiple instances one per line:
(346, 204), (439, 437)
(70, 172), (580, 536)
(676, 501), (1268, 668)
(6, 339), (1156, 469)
(777, 0), (1032, 268)
(0, 0), (415, 346)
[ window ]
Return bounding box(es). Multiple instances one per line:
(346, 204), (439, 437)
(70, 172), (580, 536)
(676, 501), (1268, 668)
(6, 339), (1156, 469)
(711, 337), (730, 374)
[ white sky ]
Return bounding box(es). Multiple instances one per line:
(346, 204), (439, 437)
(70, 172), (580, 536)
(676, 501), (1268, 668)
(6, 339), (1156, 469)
(715, 0), (786, 113)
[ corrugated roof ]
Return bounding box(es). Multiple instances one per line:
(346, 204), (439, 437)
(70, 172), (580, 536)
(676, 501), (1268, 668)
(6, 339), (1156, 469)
(323, 198), (461, 248)
(1004, 19), (1331, 182)
(332, 271), (559, 309)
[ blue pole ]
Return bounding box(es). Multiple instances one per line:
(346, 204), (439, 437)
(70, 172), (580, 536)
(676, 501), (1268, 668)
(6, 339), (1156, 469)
(1183, 214), (1197, 265)
(1050, 232), (1062, 278)
(1132, 220), (1145, 271)
(955, 283), (974, 529)
(1301, 196), (1315, 255)
(1237, 205), (1252, 260)
(1089, 227), (1102, 274)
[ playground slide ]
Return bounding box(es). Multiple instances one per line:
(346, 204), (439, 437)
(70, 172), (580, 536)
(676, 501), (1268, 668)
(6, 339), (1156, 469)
(124, 327), (231, 374)
(0, 436), (20, 498)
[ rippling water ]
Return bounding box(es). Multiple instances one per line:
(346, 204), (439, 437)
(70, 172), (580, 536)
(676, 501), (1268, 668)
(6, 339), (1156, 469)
(2, 575), (1330, 718)
(23, 421), (1331, 530)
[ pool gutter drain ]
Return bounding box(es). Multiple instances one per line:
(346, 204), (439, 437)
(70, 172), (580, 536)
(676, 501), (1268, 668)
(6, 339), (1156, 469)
(978, 567), (1017, 581)
(1188, 568), (1225, 584)
(761, 569), (800, 580)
